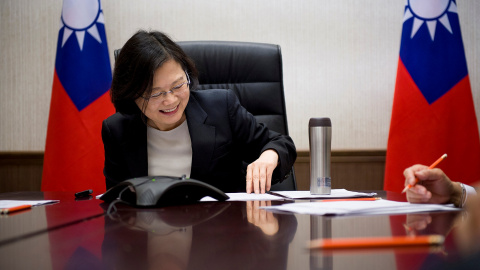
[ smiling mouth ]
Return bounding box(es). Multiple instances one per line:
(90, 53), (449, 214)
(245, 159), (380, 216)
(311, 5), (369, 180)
(160, 105), (178, 113)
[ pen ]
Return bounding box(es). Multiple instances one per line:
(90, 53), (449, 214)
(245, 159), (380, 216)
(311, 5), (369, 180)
(401, 153), (447, 193)
(266, 191), (290, 199)
(75, 189), (93, 198)
(316, 197), (381, 202)
(0, 204), (32, 215)
(309, 235), (444, 249)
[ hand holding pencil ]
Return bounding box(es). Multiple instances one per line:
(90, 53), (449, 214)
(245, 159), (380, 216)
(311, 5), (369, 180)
(402, 154), (447, 193)
(403, 154), (464, 206)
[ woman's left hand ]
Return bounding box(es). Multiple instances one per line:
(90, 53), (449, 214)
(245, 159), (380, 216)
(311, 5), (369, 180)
(246, 149), (279, 194)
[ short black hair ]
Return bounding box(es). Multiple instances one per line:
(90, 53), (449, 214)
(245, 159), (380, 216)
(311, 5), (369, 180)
(111, 30), (198, 115)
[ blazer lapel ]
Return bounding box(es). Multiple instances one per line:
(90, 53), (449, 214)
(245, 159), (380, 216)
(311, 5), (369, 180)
(122, 115), (148, 177)
(186, 93), (215, 178)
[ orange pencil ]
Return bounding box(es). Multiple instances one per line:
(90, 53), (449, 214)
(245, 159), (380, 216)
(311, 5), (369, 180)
(0, 204), (32, 215)
(309, 235), (444, 249)
(316, 197), (381, 202)
(401, 153), (447, 193)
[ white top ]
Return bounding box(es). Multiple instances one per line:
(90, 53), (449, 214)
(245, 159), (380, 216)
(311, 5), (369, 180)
(146, 120), (192, 178)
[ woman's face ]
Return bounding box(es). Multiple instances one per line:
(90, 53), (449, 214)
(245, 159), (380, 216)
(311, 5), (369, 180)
(135, 59), (190, 131)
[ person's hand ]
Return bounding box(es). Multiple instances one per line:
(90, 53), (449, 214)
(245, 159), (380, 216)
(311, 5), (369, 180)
(454, 185), (480, 257)
(403, 165), (462, 205)
(246, 149), (279, 194)
(246, 200), (279, 236)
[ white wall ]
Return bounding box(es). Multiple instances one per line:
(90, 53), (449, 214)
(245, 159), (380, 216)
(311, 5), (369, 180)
(1, 0), (480, 151)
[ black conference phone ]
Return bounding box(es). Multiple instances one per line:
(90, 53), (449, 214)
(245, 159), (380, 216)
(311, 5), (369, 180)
(100, 176), (229, 207)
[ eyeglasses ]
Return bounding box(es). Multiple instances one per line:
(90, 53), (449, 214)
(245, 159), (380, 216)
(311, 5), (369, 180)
(143, 71), (190, 100)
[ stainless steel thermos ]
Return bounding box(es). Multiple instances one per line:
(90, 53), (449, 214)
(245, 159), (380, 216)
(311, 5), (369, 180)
(309, 117), (332, 195)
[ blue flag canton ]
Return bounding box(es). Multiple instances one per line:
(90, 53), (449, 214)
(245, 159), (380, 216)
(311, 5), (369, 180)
(400, 6), (468, 105)
(55, 22), (112, 111)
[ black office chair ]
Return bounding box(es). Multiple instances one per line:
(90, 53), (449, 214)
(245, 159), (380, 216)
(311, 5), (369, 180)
(177, 41), (296, 191)
(114, 41), (296, 191)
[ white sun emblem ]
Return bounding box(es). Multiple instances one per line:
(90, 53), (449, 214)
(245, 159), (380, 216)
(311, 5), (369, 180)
(59, 0), (105, 51)
(403, 0), (457, 41)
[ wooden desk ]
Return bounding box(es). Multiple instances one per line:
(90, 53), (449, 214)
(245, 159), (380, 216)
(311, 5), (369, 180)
(0, 191), (462, 270)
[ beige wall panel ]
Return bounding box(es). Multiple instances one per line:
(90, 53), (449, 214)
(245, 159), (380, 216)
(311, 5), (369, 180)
(1, 0), (479, 151)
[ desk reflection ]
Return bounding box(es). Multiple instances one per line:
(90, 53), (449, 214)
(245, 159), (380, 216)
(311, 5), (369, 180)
(310, 215), (332, 270)
(246, 200), (279, 235)
(408, 197), (480, 270)
(102, 201), (297, 270)
(404, 212), (458, 237)
(4, 191), (478, 270)
(307, 212), (462, 270)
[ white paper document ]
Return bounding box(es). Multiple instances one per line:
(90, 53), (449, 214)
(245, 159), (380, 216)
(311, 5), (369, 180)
(261, 199), (459, 216)
(0, 200), (59, 208)
(269, 189), (377, 200)
(201, 192), (285, 202)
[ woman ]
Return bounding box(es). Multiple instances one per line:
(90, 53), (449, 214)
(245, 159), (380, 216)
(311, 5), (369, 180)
(102, 30), (296, 193)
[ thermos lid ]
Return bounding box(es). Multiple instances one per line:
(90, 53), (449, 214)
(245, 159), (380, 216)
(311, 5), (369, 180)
(309, 117), (331, 127)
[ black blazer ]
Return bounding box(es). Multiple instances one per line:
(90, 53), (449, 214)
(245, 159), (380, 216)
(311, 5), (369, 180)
(102, 89), (296, 192)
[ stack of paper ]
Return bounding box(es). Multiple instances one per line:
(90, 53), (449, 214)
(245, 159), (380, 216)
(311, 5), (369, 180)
(201, 189), (377, 202)
(0, 200), (58, 208)
(201, 193), (283, 201)
(269, 189), (377, 200)
(261, 199), (459, 216)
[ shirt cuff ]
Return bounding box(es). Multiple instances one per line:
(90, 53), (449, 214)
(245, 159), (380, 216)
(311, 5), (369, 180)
(465, 184), (477, 196)
(465, 184), (477, 206)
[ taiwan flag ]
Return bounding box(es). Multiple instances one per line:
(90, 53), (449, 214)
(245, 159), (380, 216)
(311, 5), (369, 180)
(384, 0), (480, 192)
(42, 0), (114, 192)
